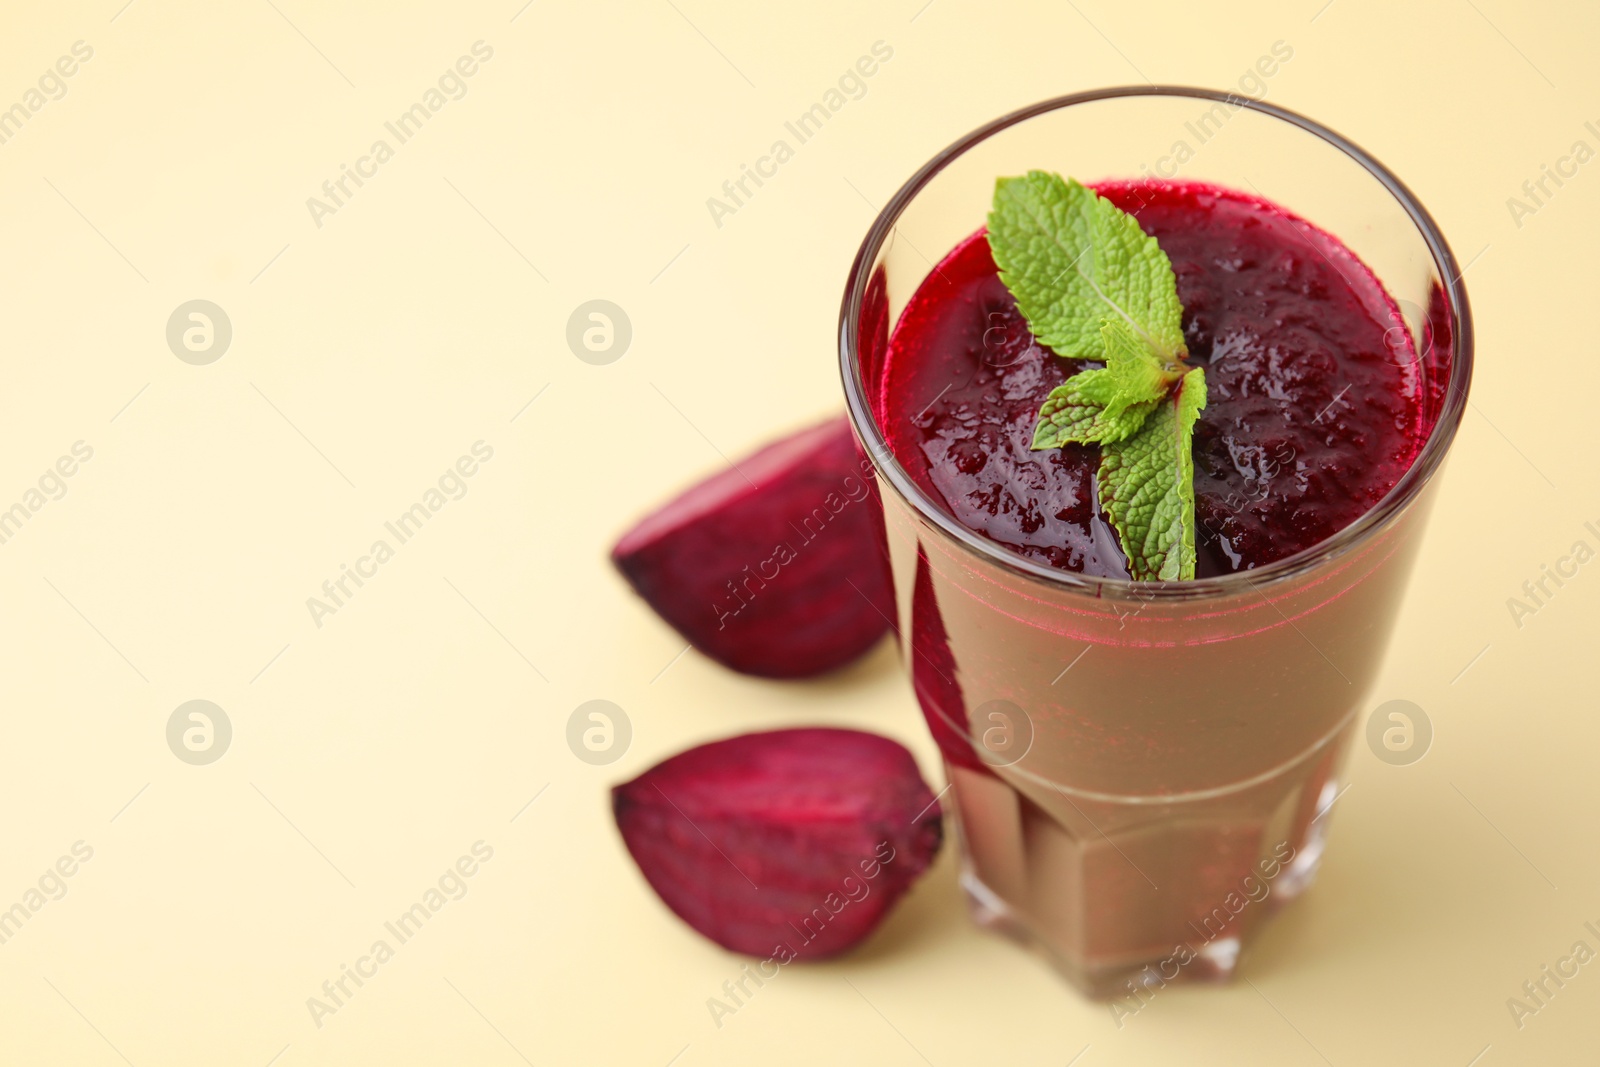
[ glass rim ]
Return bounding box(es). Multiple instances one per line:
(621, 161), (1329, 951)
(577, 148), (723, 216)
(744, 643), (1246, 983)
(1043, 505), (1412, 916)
(838, 85), (1475, 603)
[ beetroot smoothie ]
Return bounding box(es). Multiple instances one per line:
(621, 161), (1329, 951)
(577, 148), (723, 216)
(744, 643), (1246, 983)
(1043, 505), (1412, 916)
(879, 181), (1429, 579)
(867, 180), (1447, 997)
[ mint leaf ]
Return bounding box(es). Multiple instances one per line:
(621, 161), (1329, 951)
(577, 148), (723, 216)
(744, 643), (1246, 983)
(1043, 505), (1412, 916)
(1098, 317), (1179, 412)
(1098, 367), (1207, 581)
(987, 172), (1186, 362)
(1031, 371), (1157, 448)
(1032, 319), (1171, 448)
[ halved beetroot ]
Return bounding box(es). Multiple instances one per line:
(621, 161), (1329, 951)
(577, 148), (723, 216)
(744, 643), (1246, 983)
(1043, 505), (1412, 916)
(611, 415), (894, 678)
(612, 728), (943, 959)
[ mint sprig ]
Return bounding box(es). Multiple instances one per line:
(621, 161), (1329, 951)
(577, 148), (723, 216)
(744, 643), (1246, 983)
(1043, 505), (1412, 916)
(986, 172), (1207, 581)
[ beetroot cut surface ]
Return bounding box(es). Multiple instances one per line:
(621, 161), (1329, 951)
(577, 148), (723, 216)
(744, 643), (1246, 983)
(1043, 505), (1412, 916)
(612, 728), (944, 960)
(611, 415), (894, 678)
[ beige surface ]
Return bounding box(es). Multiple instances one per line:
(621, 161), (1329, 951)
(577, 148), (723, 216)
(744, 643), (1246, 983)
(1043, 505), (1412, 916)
(0, 0), (1594, 1063)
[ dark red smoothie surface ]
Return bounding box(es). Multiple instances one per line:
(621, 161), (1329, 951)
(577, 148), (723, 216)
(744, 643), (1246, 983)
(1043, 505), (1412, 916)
(877, 180), (1429, 579)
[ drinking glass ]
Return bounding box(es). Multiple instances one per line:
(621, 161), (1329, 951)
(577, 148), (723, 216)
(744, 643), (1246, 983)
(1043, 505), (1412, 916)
(838, 87), (1472, 998)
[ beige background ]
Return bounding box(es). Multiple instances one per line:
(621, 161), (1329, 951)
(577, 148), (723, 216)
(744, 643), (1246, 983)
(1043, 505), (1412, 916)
(0, 0), (1594, 1063)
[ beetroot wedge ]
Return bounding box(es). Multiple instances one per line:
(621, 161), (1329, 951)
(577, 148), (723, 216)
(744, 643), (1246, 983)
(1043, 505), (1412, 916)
(612, 728), (943, 959)
(611, 415), (894, 678)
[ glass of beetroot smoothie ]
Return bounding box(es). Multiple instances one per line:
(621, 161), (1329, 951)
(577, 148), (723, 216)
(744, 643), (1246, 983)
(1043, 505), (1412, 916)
(838, 88), (1471, 999)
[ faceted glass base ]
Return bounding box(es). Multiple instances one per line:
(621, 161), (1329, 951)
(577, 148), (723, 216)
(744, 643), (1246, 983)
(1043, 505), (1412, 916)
(946, 730), (1346, 1000)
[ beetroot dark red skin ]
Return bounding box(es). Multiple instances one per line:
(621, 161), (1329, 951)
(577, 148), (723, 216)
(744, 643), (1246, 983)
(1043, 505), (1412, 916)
(611, 416), (895, 678)
(612, 728), (944, 959)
